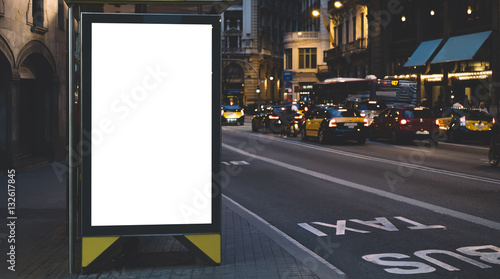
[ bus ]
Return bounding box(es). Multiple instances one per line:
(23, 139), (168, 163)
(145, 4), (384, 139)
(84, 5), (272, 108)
(312, 77), (417, 107)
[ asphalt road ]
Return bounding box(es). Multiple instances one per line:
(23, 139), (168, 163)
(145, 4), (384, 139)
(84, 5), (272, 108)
(221, 119), (500, 279)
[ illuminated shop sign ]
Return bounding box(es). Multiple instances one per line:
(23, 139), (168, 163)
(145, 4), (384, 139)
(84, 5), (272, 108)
(421, 71), (492, 82)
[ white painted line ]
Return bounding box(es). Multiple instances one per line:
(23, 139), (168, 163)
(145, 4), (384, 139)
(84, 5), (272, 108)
(298, 223), (328, 237)
(368, 140), (432, 153)
(223, 195), (346, 279)
(222, 143), (500, 231)
(239, 133), (500, 185)
(439, 141), (489, 151)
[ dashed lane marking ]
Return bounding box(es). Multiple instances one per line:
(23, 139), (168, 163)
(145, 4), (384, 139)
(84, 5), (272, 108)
(222, 143), (500, 231)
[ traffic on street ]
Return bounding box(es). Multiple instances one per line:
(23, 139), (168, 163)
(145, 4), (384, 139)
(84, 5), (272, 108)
(221, 109), (500, 278)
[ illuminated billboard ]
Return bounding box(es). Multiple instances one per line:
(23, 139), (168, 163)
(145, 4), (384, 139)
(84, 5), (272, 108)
(81, 13), (221, 236)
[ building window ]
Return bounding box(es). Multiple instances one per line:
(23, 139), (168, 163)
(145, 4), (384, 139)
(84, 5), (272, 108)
(32, 0), (44, 28)
(337, 23), (343, 45)
(228, 35), (240, 49)
(352, 16), (356, 40)
(345, 19), (350, 42)
(361, 13), (365, 39)
(284, 49), (292, 69)
(299, 48), (317, 69)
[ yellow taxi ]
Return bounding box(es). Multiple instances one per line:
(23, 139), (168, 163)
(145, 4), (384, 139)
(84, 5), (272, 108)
(221, 105), (244, 125)
(436, 107), (496, 143)
(301, 107), (368, 144)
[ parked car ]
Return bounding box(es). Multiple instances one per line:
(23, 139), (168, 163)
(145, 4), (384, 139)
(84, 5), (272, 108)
(344, 99), (387, 126)
(301, 107), (368, 144)
(252, 105), (287, 133)
(221, 105), (244, 125)
(436, 107), (496, 143)
(369, 106), (439, 145)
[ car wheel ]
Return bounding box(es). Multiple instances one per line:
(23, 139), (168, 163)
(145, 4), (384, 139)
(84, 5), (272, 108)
(301, 128), (308, 141)
(489, 147), (499, 166)
(318, 128), (329, 144)
(251, 120), (258, 132)
(357, 137), (367, 145)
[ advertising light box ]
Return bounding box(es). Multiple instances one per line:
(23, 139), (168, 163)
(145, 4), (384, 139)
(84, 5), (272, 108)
(81, 13), (221, 236)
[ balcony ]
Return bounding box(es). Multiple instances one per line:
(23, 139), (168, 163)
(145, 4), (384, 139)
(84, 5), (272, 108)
(283, 31), (320, 43)
(222, 48), (247, 54)
(324, 38), (368, 62)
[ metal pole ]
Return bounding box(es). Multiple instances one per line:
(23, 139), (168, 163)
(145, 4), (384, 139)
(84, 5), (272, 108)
(68, 4), (75, 274)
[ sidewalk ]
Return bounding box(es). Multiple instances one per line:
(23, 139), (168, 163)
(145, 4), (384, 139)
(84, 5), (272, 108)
(1, 164), (343, 279)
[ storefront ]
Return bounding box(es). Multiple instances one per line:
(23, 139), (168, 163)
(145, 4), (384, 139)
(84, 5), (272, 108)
(298, 83), (314, 102)
(405, 31), (496, 114)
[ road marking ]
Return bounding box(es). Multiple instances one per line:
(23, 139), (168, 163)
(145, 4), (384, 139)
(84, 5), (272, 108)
(223, 195), (346, 279)
(368, 140), (432, 153)
(222, 143), (500, 231)
(235, 133), (500, 185)
(439, 141), (489, 151)
(222, 160), (249, 166)
(363, 245), (499, 275)
(298, 223), (328, 237)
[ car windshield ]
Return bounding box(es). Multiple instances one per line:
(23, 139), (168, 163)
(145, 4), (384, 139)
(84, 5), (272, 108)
(404, 108), (434, 118)
(327, 108), (359, 118)
(222, 106), (241, 112)
(358, 102), (387, 111)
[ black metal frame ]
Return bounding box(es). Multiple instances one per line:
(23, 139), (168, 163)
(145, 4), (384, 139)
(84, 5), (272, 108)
(80, 12), (221, 236)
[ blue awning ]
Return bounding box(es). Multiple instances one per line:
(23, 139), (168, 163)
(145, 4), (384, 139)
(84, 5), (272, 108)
(404, 39), (443, 67)
(431, 31), (492, 64)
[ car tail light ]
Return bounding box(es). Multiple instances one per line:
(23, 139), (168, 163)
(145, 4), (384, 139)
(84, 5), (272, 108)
(364, 120), (370, 126)
(304, 107), (309, 112)
(460, 116), (466, 126)
(269, 115), (279, 120)
(360, 113), (366, 117)
(221, 110), (224, 116)
(329, 119), (337, 127)
(492, 118), (496, 124)
(241, 109), (244, 116)
(400, 119), (408, 125)
(435, 119), (440, 126)
(294, 115), (303, 119)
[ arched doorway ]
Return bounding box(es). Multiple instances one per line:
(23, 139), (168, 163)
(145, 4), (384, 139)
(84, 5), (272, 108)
(18, 53), (54, 160)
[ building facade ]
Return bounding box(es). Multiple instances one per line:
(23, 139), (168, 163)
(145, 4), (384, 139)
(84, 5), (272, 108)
(323, 0), (500, 118)
(324, 0), (369, 79)
(368, 0), (499, 115)
(221, 0), (302, 109)
(0, 0), (68, 170)
(282, 0), (331, 102)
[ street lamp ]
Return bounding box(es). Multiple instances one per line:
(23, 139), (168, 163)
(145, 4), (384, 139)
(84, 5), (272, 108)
(334, 1), (343, 9)
(312, 5), (335, 47)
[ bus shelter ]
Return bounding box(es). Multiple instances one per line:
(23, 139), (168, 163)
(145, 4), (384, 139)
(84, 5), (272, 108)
(66, 0), (236, 274)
